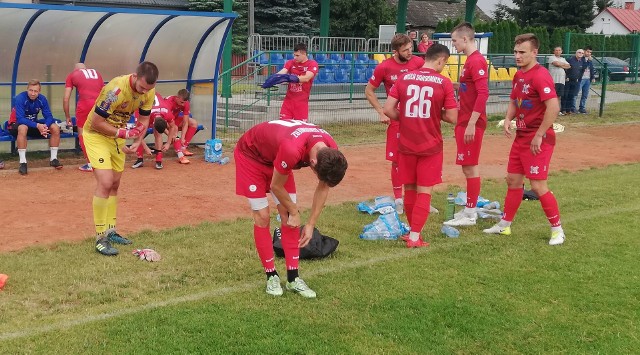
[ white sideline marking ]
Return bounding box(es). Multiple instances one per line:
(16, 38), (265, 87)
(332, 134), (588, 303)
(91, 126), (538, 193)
(1, 204), (637, 341)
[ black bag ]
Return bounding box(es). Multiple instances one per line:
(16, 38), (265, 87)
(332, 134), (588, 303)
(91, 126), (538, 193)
(273, 226), (339, 259)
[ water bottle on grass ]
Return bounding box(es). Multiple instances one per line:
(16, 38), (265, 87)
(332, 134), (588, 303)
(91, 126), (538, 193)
(445, 193), (455, 221)
(441, 225), (460, 238)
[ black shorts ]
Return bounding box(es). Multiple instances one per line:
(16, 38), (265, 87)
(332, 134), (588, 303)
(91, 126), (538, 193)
(554, 83), (565, 98)
(8, 123), (46, 138)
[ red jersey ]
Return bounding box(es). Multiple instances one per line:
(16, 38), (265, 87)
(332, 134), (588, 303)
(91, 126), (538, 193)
(510, 64), (557, 145)
(64, 68), (104, 102)
(369, 56), (425, 95)
(388, 68), (457, 156)
(165, 95), (191, 118)
(150, 93), (174, 123)
(283, 59), (319, 103)
(458, 50), (489, 129)
(236, 119), (338, 175)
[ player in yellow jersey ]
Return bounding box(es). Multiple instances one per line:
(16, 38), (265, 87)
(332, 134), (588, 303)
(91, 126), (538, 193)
(84, 61), (159, 256)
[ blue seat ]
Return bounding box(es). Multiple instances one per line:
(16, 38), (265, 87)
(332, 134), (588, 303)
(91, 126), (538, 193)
(3, 119), (78, 154)
(314, 53), (328, 64)
(258, 53), (269, 65)
(334, 69), (349, 83)
(356, 53), (369, 62)
(316, 68), (335, 83)
(354, 69), (368, 83)
(366, 67), (375, 79)
(271, 53), (285, 66)
(344, 53), (354, 62)
(285, 53), (294, 61)
(330, 53), (343, 63)
(307, 53), (314, 61)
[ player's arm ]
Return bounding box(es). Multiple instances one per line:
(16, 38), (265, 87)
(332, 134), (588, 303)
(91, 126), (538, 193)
(442, 108), (458, 125)
(365, 83), (389, 124)
(466, 66), (489, 142)
(62, 87), (73, 125)
(382, 96), (400, 121)
(300, 180), (330, 248)
(15, 101), (37, 128)
(503, 100), (517, 138)
(531, 97), (560, 155)
(297, 70), (315, 83)
(40, 96), (55, 128)
(270, 170), (300, 227)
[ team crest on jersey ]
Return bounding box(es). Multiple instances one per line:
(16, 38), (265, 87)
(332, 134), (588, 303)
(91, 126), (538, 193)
(281, 161), (288, 169)
(98, 87), (121, 111)
(479, 69), (485, 76)
(390, 74), (398, 81)
(119, 101), (129, 109)
(521, 83), (531, 94)
(249, 184), (257, 192)
(543, 87), (551, 94)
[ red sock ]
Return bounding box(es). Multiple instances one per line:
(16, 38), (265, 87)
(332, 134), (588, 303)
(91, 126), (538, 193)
(280, 225), (300, 271)
(184, 126), (198, 146)
(155, 151), (163, 162)
(173, 139), (183, 152)
(391, 162), (402, 199)
(539, 191), (561, 227)
(404, 189), (417, 225)
(466, 176), (481, 208)
(79, 135), (88, 161)
(503, 187), (524, 222)
(136, 144), (144, 158)
(253, 225), (276, 273)
(410, 193), (431, 234)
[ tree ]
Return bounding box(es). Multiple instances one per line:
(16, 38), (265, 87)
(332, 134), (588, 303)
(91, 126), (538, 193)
(492, 0), (515, 22)
(309, 0), (395, 38)
(595, 0), (615, 14)
(188, 0), (248, 54)
(509, 0), (596, 32)
(254, 0), (317, 36)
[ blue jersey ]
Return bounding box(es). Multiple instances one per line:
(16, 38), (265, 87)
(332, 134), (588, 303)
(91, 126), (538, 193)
(12, 91), (54, 128)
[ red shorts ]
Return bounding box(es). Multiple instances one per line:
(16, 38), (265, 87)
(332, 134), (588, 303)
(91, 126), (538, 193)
(454, 125), (485, 166)
(385, 121), (400, 162)
(75, 100), (95, 128)
(234, 149), (296, 198)
(279, 99), (309, 121)
(507, 139), (555, 180)
(398, 151), (443, 187)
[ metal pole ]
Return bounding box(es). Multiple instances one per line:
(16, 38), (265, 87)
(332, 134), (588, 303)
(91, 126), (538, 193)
(466, 0), (477, 23)
(396, 0), (408, 33)
(599, 63), (608, 117)
(249, 0), (254, 36)
(320, 0), (330, 37)
(222, 0), (233, 98)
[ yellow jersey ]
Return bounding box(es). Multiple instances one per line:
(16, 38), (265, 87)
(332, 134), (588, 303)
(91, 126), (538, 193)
(86, 74), (155, 133)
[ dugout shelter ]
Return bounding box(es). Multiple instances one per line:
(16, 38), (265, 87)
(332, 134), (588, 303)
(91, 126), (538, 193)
(0, 2), (236, 144)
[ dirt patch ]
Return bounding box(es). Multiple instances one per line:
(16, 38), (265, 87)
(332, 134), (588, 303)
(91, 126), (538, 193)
(1, 124), (638, 252)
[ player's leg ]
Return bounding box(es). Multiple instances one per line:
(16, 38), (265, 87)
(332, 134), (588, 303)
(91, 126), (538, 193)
(407, 153), (442, 247)
(484, 141), (526, 235)
(76, 102), (92, 171)
(13, 124), (29, 175)
(235, 149), (282, 295)
(181, 117), (198, 155)
(47, 123), (63, 169)
(153, 129), (163, 169)
(527, 143), (564, 245)
(386, 122), (404, 212)
(447, 126), (484, 226)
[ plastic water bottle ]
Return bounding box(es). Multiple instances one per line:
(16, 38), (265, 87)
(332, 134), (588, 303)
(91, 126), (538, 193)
(218, 156), (230, 165)
(445, 193), (455, 221)
(441, 225), (460, 238)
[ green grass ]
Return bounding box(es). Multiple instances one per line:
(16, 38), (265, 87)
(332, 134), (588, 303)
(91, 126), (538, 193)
(604, 82), (640, 96)
(0, 164), (639, 353)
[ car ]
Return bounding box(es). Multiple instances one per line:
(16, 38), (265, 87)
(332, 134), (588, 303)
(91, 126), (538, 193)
(592, 57), (629, 82)
(488, 55), (550, 69)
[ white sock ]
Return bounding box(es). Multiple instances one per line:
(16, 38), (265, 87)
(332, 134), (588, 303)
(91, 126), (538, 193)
(551, 226), (563, 233)
(498, 219), (512, 228)
(463, 207), (476, 216)
(18, 149), (27, 164)
(177, 151), (184, 158)
(50, 147), (58, 160)
(409, 231), (420, 242)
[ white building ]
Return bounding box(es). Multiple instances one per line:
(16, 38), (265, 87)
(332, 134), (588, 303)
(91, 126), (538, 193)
(588, 1), (640, 35)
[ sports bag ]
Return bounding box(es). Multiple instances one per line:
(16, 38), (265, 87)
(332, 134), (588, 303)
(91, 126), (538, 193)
(273, 226), (339, 259)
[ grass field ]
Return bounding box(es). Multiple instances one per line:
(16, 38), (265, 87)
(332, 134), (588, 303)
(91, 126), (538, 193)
(0, 163), (638, 353)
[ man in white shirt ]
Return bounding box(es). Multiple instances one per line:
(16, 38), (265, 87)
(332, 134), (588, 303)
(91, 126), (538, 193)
(547, 46), (570, 116)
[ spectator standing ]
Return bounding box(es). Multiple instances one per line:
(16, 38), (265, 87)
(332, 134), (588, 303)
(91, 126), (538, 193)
(578, 46), (596, 114)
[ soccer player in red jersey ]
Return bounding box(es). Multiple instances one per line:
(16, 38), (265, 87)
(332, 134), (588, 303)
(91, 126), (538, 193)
(63, 63), (105, 172)
(131, 93), (190, 169)
(483, 34), (565, 246)
(444, 22), (490, 227)
(165, 89), (198, 156)
(383, 44), (458, 248)
(366, 34), (438, 215)
(277, 43), (319, 122)
(235, 119), (348, 297)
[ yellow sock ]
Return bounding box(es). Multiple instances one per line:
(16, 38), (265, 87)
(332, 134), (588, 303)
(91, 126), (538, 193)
(93, 196), (109, 236)
(107, 195), (118, 230)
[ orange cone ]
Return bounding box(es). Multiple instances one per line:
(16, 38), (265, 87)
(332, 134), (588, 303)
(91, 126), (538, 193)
(0, 274), (8, 290)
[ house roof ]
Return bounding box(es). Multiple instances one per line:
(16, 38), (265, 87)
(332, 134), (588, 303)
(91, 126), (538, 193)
(387, 0), (492, 28)
(607, 7), (640, 32)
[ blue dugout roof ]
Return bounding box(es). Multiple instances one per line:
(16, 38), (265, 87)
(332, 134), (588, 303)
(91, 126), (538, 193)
(0, 3), (235, 138)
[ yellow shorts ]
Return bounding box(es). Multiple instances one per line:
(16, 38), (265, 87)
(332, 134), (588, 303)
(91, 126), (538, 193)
(83, 131), (126, 172)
